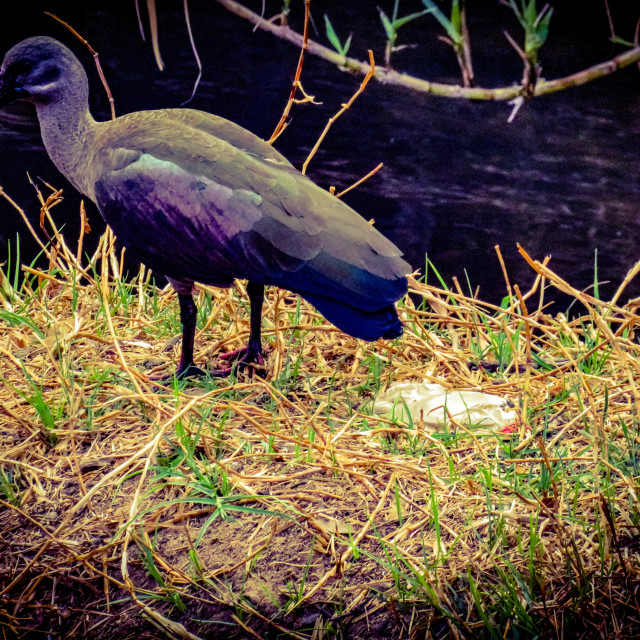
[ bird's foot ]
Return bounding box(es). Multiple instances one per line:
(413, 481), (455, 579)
(150, 362), (209, 385)
(174, 363), (210, 379)
(149, 348), (265, 385)
(218, 346), (256, 362)
(212, 345), (265, 377)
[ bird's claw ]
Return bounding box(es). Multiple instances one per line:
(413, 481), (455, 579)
(148, 347), (265, 387)
(214, 347), (265, 377)
(175, 363), (210, 379)
(150, 363), (209, 385)
(219, 346), (263, 363)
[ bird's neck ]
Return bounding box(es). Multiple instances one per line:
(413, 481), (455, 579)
(34, 97), (98, 198)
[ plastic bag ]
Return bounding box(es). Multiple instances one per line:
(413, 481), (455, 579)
(373, 382), (518, 431)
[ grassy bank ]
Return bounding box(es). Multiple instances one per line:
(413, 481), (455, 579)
(1, 194), (639, 639)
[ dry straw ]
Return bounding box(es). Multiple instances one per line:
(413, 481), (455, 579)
(1, 188), (640, 638)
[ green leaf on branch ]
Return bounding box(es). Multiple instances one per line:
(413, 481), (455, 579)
(508, 0), (553, 57)
(451, 0), (462, 35)
(524, 0), (537, 27)
(421, 0), (462, 44)
(324, 14), (352, 57)
(534, 6), (553, 46)
(379, 8), (395, 41)
(611, 35), (635, 47)
(393, 8), (433, 30)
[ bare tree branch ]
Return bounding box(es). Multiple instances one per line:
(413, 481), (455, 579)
(214, 0), (640, 101)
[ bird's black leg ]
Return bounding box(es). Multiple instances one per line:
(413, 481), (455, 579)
(245, 280), (265, 364)
(215, 281), (265, 375)
(174, 292), (208, 379)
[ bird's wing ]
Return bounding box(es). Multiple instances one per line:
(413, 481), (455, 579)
(172, 109), (296, 169)
(92, 116), (409, 307)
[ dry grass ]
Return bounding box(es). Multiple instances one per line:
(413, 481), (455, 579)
(1, 192), (640, 639)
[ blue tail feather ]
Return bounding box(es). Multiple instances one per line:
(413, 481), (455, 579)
(301, 292), (403, 341)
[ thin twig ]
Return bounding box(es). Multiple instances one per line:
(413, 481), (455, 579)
(180, 0), (203, 105)
(302, 50), (376, 175)
(336, 162), (384, 198)
(268, 0), (311, 143)
(45, 12), (116, 119)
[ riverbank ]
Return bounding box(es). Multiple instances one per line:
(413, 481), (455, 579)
(1, 200), (639, 638)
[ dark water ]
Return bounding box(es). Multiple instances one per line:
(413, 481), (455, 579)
(1, 1), (639, 309)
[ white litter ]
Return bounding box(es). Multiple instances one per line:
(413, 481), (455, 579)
(373, 382), (518, 431)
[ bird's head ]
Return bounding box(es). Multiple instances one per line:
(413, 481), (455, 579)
(0, 36), (86, 107)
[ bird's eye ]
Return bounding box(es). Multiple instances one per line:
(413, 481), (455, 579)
(36, 64), (60, 84)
